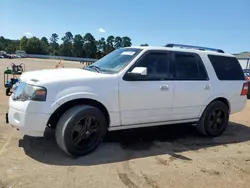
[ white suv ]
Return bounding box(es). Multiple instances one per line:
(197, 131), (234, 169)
(6, 44), (248, 157)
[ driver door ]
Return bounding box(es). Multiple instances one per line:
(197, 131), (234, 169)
(118, 50), (175, 125)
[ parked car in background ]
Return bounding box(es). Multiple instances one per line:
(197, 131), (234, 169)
(15, 50), (27, 58)
(2, 54), (13, 59)
(6, 44), (248, 157)
(243, 69), (250, 77)
(0, 50), (7, 57)
(243, 69), (250, 99)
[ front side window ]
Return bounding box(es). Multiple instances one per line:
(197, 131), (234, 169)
(84, 48), (142, 74)
(128, 51), (170, 80)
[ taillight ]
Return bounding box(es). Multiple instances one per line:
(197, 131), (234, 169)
(241, 82), (248, 95)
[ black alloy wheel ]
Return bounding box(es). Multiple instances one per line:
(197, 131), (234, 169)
(55, 105), (107, 157)
(197, 101), (229, 137)
(205, 108), (226, 136)
(71, 116), (101, 150)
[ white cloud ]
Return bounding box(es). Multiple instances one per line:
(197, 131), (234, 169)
(25, 32), (32, 36)
(97, 28), (106, 33)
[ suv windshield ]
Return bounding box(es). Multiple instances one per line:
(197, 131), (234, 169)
(84, 48), (142, 73)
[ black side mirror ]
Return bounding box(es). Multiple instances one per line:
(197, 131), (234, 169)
(123, 71), (147, 81)
(125, 72), (141, 79)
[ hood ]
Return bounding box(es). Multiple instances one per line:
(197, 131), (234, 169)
(20, 68), (101, 82)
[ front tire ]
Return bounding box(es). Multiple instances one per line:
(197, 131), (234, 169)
(55, 105), (107, 157)
(197, 101), (229, 137)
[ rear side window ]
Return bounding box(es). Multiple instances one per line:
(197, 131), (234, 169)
(208, 55), (245, 80)
(172, 52), (208, 80)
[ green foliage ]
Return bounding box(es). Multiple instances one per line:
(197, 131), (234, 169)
(73, 34), (84, 57)
(0, 36), (20, 53)
(0, 42), (4, 51)
(0, 32), (137, 58)
(26, 37), (46, 54)
(122, 36), (132, 47)
(50, 33), (59, 43)
(114, 36), (122, 49)
(106, 35), (115, 54)
(5, 42), (17, 53)
(19, 36), (28, 50)
(41, 37), (49, 46)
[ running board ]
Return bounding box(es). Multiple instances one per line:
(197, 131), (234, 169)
(108, 118), (199, 131)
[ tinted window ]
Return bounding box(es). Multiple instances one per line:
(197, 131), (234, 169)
(173, 52), (208, 80)
(131, 52), (170, 80)
(208, 55), (245, 80)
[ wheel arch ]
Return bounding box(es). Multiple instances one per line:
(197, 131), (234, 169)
(47, 98), (110, 129)
(199, 95), (231, 117)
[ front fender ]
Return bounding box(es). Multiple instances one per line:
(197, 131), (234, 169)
(51, 92), (110, 112)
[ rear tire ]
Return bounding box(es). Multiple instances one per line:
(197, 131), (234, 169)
(55, 105), (107, 157)
(197, 101), (229, 137)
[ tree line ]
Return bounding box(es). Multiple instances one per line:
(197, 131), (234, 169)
(0, 32), (149, 59)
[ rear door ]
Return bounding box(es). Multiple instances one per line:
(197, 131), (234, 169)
(171, 51), (212, 120)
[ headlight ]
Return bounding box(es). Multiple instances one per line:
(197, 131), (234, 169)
(12, 81), (47, 101)
(22, 84), (47, 101)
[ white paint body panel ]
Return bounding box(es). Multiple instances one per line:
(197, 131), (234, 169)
(119, 79), (175, 125)
(172, 80), (213, 120)
(7, 46), (248, 137)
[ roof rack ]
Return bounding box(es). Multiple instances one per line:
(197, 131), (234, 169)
(165, 43), (224, 53)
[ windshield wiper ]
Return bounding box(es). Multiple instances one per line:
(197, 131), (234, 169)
(88, 65), (101, 73)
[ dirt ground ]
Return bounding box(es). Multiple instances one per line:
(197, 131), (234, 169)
(0, 58), (250, 188)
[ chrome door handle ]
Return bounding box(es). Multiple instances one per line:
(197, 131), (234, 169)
(204, 85), (210, 90)
(160, 85), (169, 91)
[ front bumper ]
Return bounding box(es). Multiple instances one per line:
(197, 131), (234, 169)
(7, 107), (51, 137)
(6, 96), (55, 137)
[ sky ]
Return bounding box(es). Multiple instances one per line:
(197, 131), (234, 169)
(2, 0), (250, 53)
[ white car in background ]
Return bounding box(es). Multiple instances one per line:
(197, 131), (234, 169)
(6, 44), (248, 157)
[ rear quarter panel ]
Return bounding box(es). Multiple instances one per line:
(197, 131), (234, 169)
(199, 53), (247, 115)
